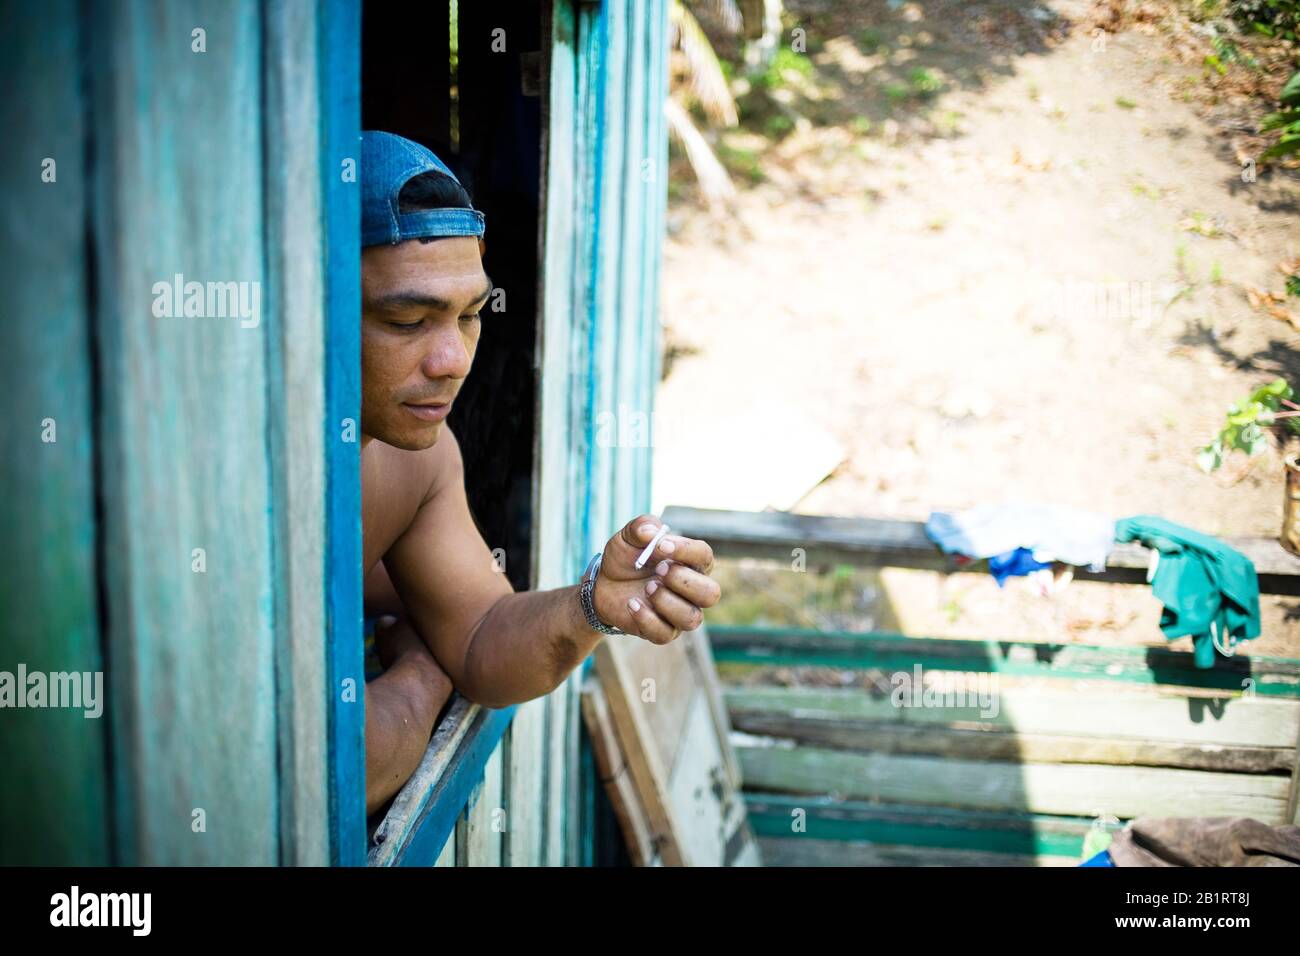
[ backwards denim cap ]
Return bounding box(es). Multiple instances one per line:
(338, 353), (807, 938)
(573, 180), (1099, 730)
(361, 130), (486, 247)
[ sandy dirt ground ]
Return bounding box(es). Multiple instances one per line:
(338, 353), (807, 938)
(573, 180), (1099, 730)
(655, 0), (1300, 655)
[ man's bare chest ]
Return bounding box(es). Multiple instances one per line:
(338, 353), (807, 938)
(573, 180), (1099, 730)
(361, 446), (437, 573)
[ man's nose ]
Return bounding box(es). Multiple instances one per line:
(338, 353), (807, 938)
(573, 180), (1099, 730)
(418, 325), (473, 380)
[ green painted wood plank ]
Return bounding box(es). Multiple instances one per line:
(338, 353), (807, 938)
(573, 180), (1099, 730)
(757, 837), (1078, 867)
(89, 0), (277, 864)
(731, 711), (1296, 772)
(660, 506), (1300, 595)
(736, 744), (1292, 822)
(724, 684), (1300, 748)
(744, 795), (1098, 859)
(709, 625), (1300, 698)
(0, 0), (111, 866)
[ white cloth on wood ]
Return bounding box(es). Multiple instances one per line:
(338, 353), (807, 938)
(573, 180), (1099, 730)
(925, 501), (1117, 571)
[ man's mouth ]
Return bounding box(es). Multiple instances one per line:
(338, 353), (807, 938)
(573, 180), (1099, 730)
(402, 400), (452, 422)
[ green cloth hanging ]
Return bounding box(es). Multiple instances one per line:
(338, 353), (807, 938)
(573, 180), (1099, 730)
(1114, 516), (1261, 668)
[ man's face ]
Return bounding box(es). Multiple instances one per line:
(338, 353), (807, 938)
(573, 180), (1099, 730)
(361, 236), (491, 450)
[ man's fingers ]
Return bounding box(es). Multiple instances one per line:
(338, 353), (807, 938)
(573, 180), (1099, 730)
(644, 577), (704, 632)
(650, 536), (713, 575)
(648, 561), (720, 609)
(625, 593), (679, 645)
(621, 514), (663, 549)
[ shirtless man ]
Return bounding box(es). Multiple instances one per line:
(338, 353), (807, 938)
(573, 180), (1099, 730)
(359, 132), (722, 815)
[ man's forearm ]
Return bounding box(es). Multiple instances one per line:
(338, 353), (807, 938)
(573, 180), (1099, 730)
(457, 585), (602, 708)
(365, 654), (452, 816)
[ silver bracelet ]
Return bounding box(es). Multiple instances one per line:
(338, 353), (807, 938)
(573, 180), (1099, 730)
(579, 552), (624, 635)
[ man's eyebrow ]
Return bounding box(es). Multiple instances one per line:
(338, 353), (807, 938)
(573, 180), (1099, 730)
(367, 276), (493, 314)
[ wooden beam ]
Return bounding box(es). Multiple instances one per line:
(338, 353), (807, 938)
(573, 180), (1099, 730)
(731, 713), (1295, 773)
(735, 744), (1292, 821)
(662, 506), (1300, 595)
(724, 684), (1300, 748)
(593, 640), (688, 865)
(579, 675), (661, 865)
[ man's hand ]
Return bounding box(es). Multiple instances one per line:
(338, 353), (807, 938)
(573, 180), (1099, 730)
(592, 515), (722, 644)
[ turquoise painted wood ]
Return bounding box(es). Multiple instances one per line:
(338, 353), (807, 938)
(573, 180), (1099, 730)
(0, 1), (111, 866)
(319, 0), (367, 868)
(89, 0), (279, 865)
(706, 625), (1300, 698)
(2, 0), (357, 866)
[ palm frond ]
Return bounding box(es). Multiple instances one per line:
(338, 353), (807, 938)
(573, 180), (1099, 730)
(670, 0), (739, 127)
(665, 97), (737, 207)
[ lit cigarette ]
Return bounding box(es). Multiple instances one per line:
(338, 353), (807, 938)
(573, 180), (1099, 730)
(634, 523), (671, 570)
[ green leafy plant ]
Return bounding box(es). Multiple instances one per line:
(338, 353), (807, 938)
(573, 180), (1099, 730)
(1230, 0), (1300, 40)
(1260, 70), (1300, 161)
(1199, 378), (1300, 471)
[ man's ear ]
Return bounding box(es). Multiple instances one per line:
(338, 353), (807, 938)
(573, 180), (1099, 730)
(478, 237), (486, 258)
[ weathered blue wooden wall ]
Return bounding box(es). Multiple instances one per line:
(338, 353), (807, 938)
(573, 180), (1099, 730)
(0, 0), (667, 867)
(0, 0), (112, 866)
(1, 0), (355, 865)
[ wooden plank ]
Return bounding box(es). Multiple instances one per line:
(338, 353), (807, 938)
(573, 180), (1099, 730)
(320, 0), (366, 867)
(687, 628), (743, 790)
(758, 837), (1078, 867)
(745, 795), (1099, 859)
(667, 692), (761, 865)
(537, 0), (580, 869)
(0, 1), (110, 866)
(503, 697), (547, 865)
(613, 0), (648, 512)
(434, 830), (456, 867)
(594, 640), (687, 863)
(1288, 715), (1300, 826)
(264, 0), (330, 869)
(661, 506), (1300, 595)
(580, 675), (661, 865)
(89, 0), (277, 865)
(709, 626), (1300, 698)
(623, 628), (699, 771)
(593, 629), (761, 865)
(724, 685), (1300, 748)
(732, 713), (1295, 773)
(735, 744), (1292, 821)
(544, 680), (569, 867)
(460, 745), (505, 865)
